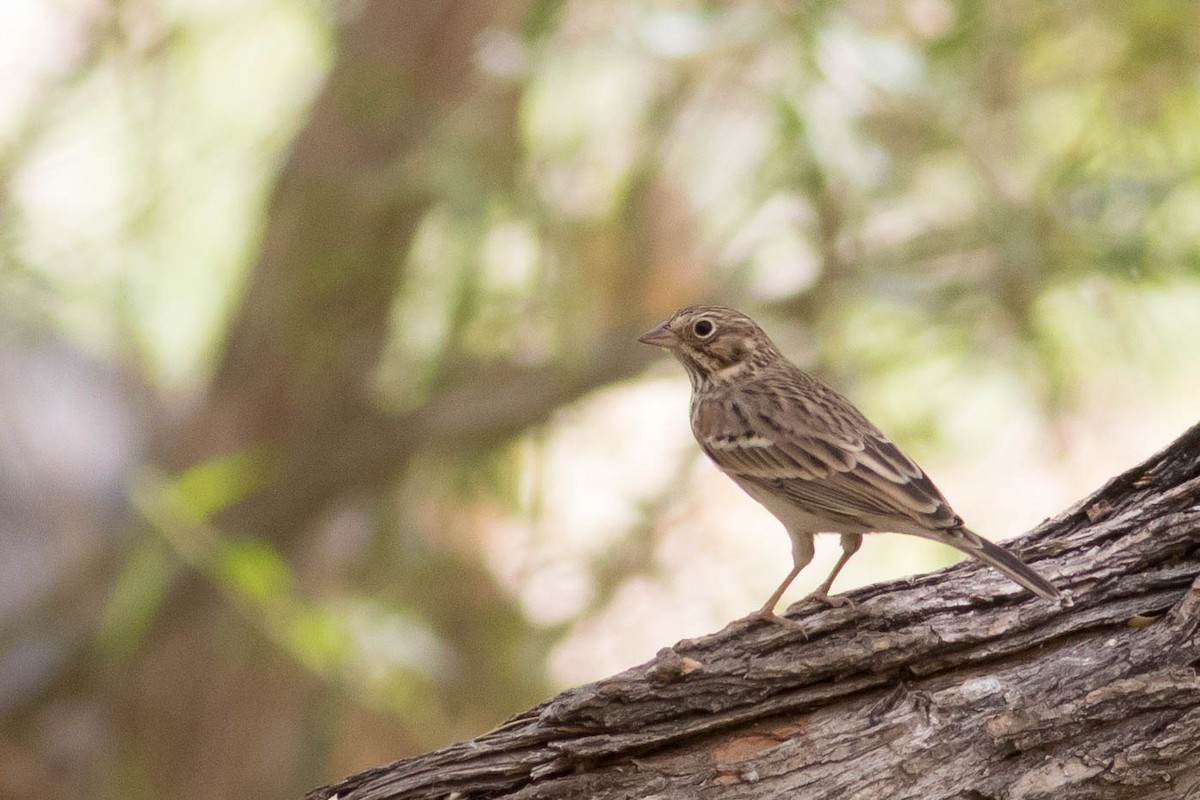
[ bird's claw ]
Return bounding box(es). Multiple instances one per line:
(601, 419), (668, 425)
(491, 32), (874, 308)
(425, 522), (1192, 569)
(804, 591), (854, 609)
(735, 608), (809, 635)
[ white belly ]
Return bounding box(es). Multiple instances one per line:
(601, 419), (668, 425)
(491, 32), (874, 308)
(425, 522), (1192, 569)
(729, 473), (869, 537)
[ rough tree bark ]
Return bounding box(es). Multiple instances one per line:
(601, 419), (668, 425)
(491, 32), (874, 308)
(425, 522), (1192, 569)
(305, 422), (1200, 800)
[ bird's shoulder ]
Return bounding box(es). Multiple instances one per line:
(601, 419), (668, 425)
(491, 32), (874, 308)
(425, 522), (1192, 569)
(691, 364), (873, 445)
(690, 365), (944, 504)
(685, 345), (962, 533)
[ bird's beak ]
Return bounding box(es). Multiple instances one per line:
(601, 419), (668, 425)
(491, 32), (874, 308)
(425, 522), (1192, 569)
(638, 321), (679, 349)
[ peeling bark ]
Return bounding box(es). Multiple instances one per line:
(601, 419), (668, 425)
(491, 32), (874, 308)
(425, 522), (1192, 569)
(306, 422), (1200, 800)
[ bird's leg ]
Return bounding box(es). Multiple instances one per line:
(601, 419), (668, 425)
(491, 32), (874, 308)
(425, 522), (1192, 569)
(737, 532), (814, 630)
(801, 533), (863, 608)
(745, 563), (806, 629)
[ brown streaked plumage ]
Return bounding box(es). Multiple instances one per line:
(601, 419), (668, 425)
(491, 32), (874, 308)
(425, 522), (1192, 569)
(639, 305), (1061, 629)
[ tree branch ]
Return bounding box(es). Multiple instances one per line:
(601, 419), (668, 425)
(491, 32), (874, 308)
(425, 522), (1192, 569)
(305, 422), (1200, 800)
(217, 324), (657, 539)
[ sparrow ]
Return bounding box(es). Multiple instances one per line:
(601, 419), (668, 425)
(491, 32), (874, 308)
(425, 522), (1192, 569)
(638, 305), (1061, 628)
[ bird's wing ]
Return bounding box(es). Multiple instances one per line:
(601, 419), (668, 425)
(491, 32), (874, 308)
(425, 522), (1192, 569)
(692, 391), (961, 533)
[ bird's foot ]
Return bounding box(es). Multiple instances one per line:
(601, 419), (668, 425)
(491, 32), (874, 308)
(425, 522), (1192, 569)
(734, 608), (809, 635)
(803, 591), (854, 609)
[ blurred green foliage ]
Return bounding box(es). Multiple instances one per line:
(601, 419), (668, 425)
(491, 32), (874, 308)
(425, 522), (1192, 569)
(2, 2), (1199, 799)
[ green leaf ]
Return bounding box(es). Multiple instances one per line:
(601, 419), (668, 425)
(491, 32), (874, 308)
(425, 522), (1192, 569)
(286, 606), (351, 674)
(214, 537), (292, 604)
(97, 540), (175, 658)
(170, 448), (276, 521)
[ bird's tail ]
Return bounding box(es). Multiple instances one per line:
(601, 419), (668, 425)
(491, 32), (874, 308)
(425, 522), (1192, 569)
(930, 527), (1061, 601)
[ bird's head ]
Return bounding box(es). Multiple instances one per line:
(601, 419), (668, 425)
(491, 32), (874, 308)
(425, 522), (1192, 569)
(638, 305), (781, 386)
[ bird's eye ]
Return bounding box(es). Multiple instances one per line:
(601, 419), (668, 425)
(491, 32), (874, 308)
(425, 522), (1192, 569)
(692, 319), (714, 338)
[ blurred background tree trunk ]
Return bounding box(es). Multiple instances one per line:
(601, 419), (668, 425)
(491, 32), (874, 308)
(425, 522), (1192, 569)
(116, 3), (646, 798)
(4, 3), (665, 798)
